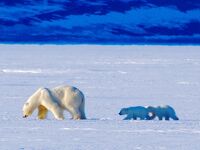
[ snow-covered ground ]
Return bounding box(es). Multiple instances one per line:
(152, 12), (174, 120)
(0, 45), (200, 150)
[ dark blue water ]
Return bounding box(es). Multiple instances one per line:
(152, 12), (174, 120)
(0, 0), (200, 44)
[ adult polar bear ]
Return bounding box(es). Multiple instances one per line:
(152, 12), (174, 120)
(22, 85), (86, 120)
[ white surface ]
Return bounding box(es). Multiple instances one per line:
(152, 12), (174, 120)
(0, 45), (200, 150)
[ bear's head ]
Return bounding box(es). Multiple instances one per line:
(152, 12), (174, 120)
(22, 102), (34, 118)
(146, 106), (156, 119)
(119, 108), (128, 115)
(22, 88), (44, 118)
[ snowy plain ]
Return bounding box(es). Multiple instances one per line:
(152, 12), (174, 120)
(0, 45), (200, 150)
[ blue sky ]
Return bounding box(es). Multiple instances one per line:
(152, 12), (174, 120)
(0, 0), (200, 44)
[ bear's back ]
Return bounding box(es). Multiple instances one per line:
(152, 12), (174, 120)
(52, 85), (83, 103)
(129, 106), (148, 116)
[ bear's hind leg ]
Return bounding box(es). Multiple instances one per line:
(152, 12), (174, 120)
(165, 116), (170, 121)
(146, 114), (153, 120)
(38, 105), (48, 120)
(67, 107), (81, 120)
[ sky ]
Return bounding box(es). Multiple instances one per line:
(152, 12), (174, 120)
(0, 0), (200, 44)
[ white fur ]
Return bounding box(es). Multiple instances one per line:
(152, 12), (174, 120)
(147, 105), (179, 120)
(22, 85), (86, 120)
(119, 106), (151, 120)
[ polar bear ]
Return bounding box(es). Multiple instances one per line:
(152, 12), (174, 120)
(119, 106), (152, 120)
(146, 105), (179, 120)
(22, 85), (86, 120)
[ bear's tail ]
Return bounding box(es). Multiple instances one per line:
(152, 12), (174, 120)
(79, 94), (86, 119)
(171, 115), (179, 120)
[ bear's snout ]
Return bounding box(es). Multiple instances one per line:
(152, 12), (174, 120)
(23, 115), (28, 118)
(119, 112), (122, 115)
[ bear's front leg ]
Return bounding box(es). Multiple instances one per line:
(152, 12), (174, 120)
(38, 105), (48, 120)
(123, 114), (134, 120)
(41, 88), (64, 120)
(132, 115), (137, 120)
(45, 103), (64, 120)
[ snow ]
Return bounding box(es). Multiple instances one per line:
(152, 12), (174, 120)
(0, 45), (200, 150)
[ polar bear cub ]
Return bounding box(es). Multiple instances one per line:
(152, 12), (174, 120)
(22, 85), (86, 120)
(147, 105), (179, 120)
(119, 106), (151, 120)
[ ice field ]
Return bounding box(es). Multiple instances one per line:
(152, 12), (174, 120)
(0, 45), (200, 150)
